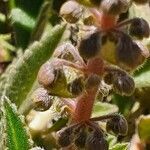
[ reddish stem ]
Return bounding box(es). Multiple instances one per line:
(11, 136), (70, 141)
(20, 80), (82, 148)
(100, 12), (118, 31)
(72, 88), (98, 123)
(90, 8), (118, 31)
(71, 57), (104, 123)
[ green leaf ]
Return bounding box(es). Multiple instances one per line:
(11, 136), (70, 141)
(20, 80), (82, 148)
(11, 0), (44, 49)
(107, 134), (117, 147)
(11, 8), (35, 48)
(109, 143), (128, 150)
(112, 94), (134, 116)
(92, 102), (118, 118)
(137, 115), (150, 143)
(11, 8), (35, 30)
(0, 24), (66, 106)
(30, 1), (52, 42)
(48, 117), (68, 132)
(2, 97), (31, 150)
(134, 59), (150, 88)
(14, 0), (43, 18)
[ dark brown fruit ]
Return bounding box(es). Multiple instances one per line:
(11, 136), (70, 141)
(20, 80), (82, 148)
(129, 18), (150, 39)
(106, 114), (128, 136)
(113, 72), (135, 96)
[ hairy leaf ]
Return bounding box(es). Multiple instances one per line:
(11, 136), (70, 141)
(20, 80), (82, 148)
(11, 8), (35, 48)
(11, 0), (44, 48)
(0, 24), (66, 106)
(92, 102), (118, 118)
(2, 97), (31, 150)
(134, 60), (150, 88)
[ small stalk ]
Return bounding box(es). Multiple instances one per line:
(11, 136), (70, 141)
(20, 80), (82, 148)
(90, 113), (118, 122)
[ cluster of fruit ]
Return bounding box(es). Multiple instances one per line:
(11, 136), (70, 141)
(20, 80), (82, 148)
(31, 0), (150, 149)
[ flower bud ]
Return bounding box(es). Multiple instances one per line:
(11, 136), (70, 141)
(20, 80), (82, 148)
(38, 61), (55, 87)
(57, 126), (73, 147)
(129, 18), (150, 39)
(38, 60), (67, 92)
(113, 71), (135, 96)
(86, 130), (108, 150)
(101, 0), (131, 15)
(67, 77), (84, 96)
(78, 31), (101, 60)
(60, 1), (82, 23)
(106, 114), (128, 136)
(32, 88), (52, 111)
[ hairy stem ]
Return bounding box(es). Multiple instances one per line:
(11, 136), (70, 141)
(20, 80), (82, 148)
(72, 88), (98, 123)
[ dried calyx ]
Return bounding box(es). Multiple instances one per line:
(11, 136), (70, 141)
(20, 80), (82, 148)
(78, 31), (101, 60)
(57, 122), (108, 150)
(104, 67), (135, 96)
(116, 32), (149, 71)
